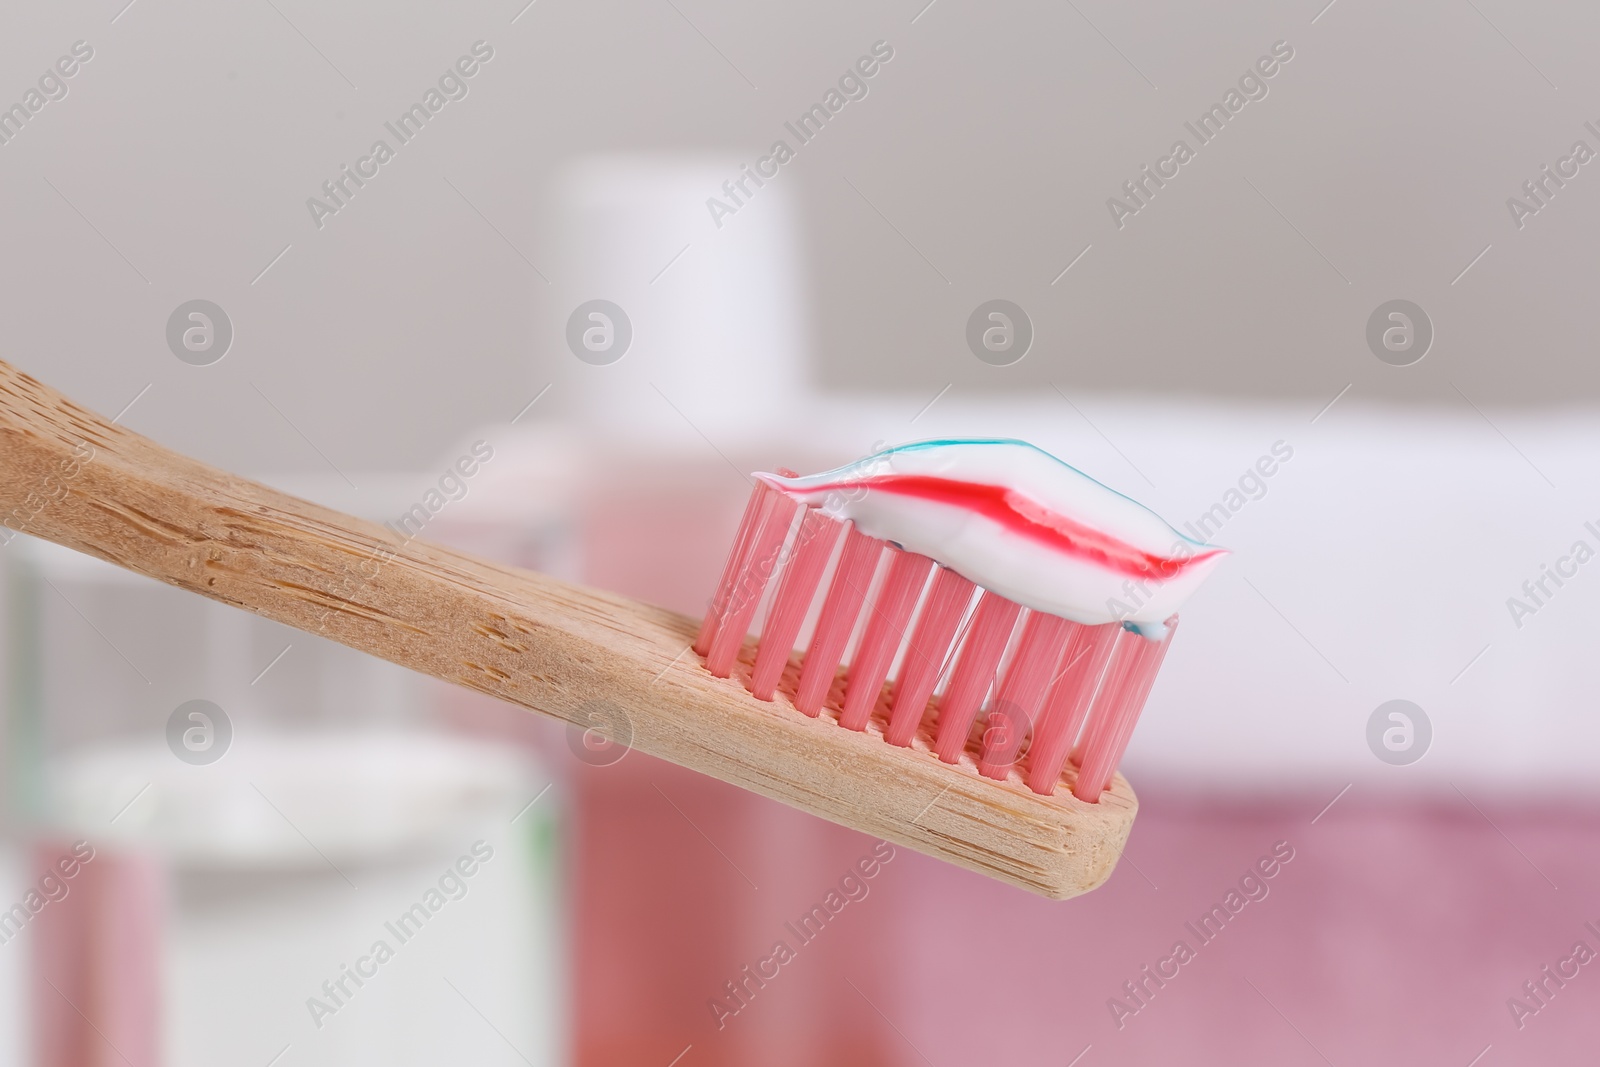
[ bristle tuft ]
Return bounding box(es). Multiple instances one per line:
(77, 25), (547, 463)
(1072, 619), (1177, 802)
(794, 526), (882, 716)
(750, 509), (842, 699)
(1024, 622), (1120, 795)
(839, 549), (934, 731)
(932, 592), (1023, 763)
(976, 611), (1074, 779)
(696, 482), (773, 657)
(885, 568), (975, 746)
(703, 488), (798, 677)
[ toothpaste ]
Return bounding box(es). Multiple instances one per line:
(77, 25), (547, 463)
(757, 439), (1227, 638)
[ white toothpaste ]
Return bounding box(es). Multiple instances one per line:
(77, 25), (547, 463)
(757, 439), (1228, 638)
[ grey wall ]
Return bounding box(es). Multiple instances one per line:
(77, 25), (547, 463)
(0, 0), (1594, 476)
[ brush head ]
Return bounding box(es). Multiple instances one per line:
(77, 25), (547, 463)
(698, 440), (1221, 811)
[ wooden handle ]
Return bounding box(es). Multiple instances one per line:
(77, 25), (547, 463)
(0, 360), (1135, 898)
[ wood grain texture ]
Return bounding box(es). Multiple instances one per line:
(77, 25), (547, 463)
(0, 359), (1136, 898)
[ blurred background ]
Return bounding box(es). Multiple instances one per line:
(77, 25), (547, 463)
(2, 0), (1599, 1063)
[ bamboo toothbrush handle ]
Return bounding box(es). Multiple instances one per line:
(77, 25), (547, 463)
(0, 359), (1135, 898)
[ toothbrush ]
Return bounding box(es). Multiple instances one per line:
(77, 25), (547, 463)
(0, 360), (1222, 898)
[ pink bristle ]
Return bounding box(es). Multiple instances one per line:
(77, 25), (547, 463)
(749, 508), (844, 700)
(1023, 621), (1120, 795)
(839, 549), (934, 731)
(1072, 618), (1178, 803)
(932, 592), (1023, 763)
(885, 567), (976, 747)
(696, 480), (774, 657)
(703, 487), (800, 678)
(794, 525), (884, 716)
(1070, 624), (1160, 768)
(976, 610), (1074, 780)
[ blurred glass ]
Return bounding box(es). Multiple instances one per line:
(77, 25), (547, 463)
(2, 487), (574, 1066)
